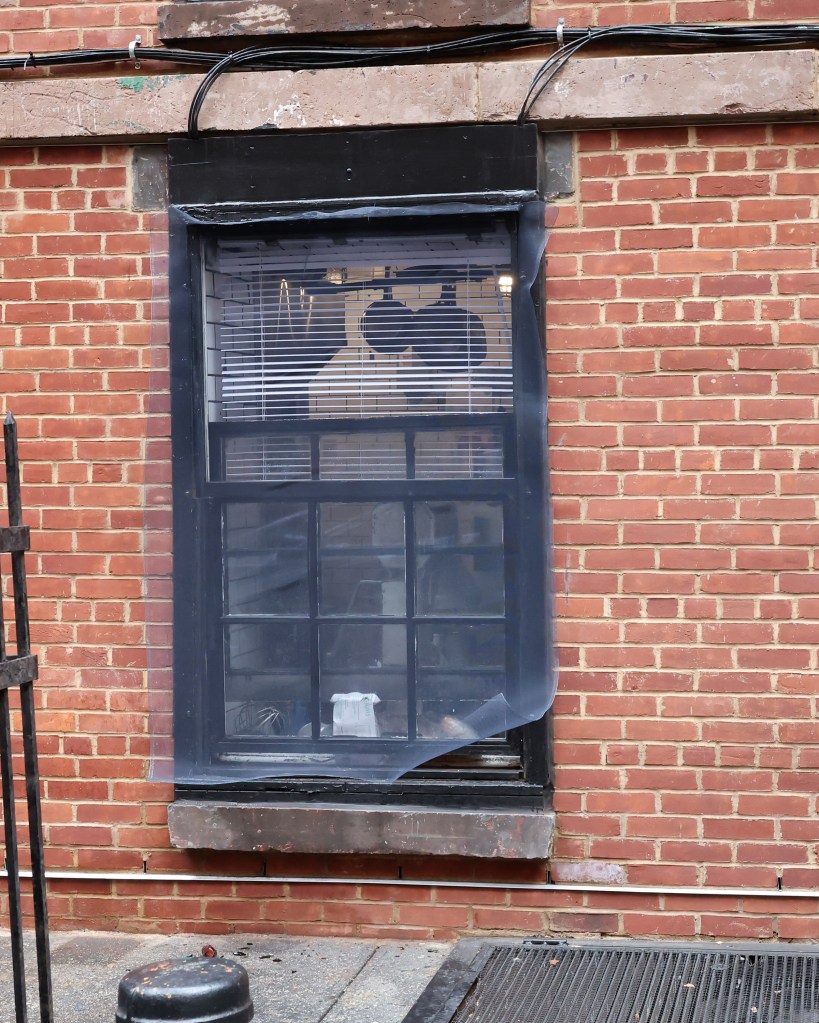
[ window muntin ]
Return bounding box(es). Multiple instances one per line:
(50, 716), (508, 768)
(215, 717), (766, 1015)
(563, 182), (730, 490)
(220, 493), (512, 747)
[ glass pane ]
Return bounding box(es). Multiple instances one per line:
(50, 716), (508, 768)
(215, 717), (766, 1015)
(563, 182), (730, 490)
(223, 503), (308, 615)
(415, 428), (504, 479)
(319, 503), (406, 616)
(416, 622), (506, 739)
(224, 621), (310, 737)
(319, 432), (407, 480)
(319, 623), (407, 738)
(417, 622), (505, 671)
(203, 222), (514, 425)
(223, 434), (311, 482)
(414, 501), (505, 616)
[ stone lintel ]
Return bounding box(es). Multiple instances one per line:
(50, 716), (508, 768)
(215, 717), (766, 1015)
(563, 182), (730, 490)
(168, 801), (555, 859)
(0, 49), (816, 145)
(158, 0), (532, 41)
(478, 47), (819, 125)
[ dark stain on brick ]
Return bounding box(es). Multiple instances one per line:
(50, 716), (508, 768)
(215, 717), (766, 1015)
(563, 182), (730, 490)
(132, 145), (168, 212)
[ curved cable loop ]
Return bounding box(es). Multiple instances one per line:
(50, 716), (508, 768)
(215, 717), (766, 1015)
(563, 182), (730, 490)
(185, 32), (554, 136)
(517, 24), (643, 123)
(187, 49), (244, 137)
(3, 25), (819, 137)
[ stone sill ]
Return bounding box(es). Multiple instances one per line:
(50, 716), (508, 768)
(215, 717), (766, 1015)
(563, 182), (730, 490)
(168, 800), (554, 859)
(158, 0), (531, 42)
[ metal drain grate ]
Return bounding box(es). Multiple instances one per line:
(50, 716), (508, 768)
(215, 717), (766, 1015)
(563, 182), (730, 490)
(445, 943), (819, 1023)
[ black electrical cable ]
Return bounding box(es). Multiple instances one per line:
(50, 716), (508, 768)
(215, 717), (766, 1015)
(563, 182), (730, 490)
(1, 24), (819, 137)
(517, 27), (620, 123)
(2, 23), (819, 76)
(513, 21), (819, 122)
(184, 22), (819, 136)
(3, 23), (819, 75)
(180, 33), (559, 135)
(2, 46), (214, 70)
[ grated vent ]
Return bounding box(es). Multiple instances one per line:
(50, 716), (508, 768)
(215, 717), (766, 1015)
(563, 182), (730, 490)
(451, 945), (819, 1023)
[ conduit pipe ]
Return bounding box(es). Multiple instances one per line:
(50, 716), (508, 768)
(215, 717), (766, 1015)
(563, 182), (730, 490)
(2, 870), (814, 899)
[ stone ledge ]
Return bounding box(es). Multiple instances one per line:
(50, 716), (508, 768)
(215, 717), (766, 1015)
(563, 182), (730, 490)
(158, 0), (532, 41)
(0, 49), (815, 144)
(168, 801), (555, 859)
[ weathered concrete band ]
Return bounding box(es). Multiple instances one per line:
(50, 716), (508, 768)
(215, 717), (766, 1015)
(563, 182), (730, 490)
(159, 0), (532, 40)
(168, 801), (556, 859)
(0, 48), (815, 143)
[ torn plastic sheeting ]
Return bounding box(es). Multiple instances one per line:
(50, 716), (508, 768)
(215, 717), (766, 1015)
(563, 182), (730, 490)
(148, 197), (555, 785)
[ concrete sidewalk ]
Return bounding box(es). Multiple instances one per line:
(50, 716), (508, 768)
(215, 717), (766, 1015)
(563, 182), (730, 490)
(0, 930), (451, 1022)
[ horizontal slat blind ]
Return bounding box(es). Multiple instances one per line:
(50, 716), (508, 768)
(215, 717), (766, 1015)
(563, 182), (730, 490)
(204, 222), (515, 424)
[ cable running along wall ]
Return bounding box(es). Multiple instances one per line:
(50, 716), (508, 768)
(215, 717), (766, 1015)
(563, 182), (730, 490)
(4, 24), (819, 136)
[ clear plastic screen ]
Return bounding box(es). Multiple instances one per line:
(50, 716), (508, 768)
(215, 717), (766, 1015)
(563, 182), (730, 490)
(148, 202), (556, 784)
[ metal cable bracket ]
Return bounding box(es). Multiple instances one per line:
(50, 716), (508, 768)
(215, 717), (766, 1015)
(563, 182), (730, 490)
(128, 34), (142, 69)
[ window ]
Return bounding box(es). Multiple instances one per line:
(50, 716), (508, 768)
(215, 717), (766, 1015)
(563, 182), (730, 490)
(168, 126), (553, 805)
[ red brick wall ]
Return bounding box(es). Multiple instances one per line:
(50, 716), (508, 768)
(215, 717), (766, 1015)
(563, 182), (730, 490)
(0, 123), (817, 940)
(0, 143), (168, 876)
(534, 0), (816, 28)
(1, 2), (160, 54)
(546, 123), (818, 903)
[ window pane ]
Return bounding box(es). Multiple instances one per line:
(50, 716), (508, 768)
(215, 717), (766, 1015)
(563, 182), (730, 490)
(319, 623), (407, 738)
(417, 622), (505, 671)
(223, 503), (308, 615)
(416, 622), (506, 739)
(415, 428), (504, 479)
(223, 434), (311, 482)
(224, 621), (310, 737)
(319, 503), (406, 617)
(414, 501), (505, 616)
(319, 432), (406, 480)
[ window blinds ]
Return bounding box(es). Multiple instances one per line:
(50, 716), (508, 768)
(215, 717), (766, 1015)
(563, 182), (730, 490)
(204, 222), (515, 424)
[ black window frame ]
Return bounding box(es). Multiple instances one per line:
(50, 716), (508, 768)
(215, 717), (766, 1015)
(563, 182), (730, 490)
(168, 125), (553, 809)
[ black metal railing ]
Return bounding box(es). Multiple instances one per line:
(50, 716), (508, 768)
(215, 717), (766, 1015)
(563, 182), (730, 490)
(1, 412), (53, 1023)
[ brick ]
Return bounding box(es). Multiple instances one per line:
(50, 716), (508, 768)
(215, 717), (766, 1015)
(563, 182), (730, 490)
(420, 905), (511, 934)
(696, 175), (770, 197)
(622, 913), (696, 937)
(701, 915), (774, 939)
(550, 911), (619, 933)
(778, 917), (819, 940)
(661, 841), (733, 863)
(620, 227), (693, 251)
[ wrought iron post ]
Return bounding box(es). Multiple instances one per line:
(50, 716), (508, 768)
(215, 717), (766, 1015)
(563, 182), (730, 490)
(1, 412), (54, 1023)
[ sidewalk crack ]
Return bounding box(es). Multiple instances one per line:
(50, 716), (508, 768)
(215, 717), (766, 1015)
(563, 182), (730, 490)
(318, 946), (379, 1023)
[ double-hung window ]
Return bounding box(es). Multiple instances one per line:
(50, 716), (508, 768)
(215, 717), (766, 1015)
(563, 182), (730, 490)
(168, 126), (553, 803)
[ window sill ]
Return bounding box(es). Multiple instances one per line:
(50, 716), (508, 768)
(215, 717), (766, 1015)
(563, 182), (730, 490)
(168, 800), (554, 859)
(157, 0), (532, 42)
